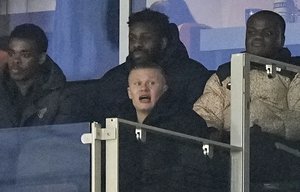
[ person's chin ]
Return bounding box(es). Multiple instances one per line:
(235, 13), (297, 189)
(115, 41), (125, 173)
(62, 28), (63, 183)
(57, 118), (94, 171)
(248, 49), (265, 57)
(9, 73), (24, 81)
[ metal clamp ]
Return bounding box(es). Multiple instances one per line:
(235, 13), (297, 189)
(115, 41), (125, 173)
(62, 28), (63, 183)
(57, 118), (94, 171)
(135, 127), (146, 142)
(202, 144), (214, 159)
(266, 64), (281, 79)
(81, 122), (116, 144)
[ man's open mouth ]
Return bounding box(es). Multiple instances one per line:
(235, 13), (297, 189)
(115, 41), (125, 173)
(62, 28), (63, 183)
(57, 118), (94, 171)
(139, 95), (151, 102)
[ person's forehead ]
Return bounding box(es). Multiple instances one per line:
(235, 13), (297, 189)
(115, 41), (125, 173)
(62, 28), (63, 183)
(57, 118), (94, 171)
(129, 22), (159, 34)
(129, 68), (164, 80)
(248, 15), (280, 28)
(9, 38), (37, 50)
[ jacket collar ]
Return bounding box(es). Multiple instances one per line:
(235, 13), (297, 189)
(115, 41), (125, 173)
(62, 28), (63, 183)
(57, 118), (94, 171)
(40, 55), (66, 91)
(143, 90), (180, 125)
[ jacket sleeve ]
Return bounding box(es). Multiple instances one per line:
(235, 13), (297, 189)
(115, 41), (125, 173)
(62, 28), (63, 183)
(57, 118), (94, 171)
(250, 99), (285, 136)
(280, 111), (300, 141)
(287, 73), (300, 111)
(282, 73), (300, 141)
(257, 73), (300, 141)
(193, 73), (230, 131)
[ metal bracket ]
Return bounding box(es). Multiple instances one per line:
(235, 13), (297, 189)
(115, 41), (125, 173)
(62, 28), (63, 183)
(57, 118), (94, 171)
(202, 144), (214, 159)
(81, 122), (116, 144)
(266, 64), (281, 78)
(135, 127), (146, 142)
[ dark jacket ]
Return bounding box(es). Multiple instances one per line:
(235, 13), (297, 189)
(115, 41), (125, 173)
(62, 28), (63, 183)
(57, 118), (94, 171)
(0, 56), (77, 128)
(118, 91), (213, 192)
(94, 23), (210, 123)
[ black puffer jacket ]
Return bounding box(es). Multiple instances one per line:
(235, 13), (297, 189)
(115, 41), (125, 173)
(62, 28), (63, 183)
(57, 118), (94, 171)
(94, 23), (210, 123)
(0, 56), (77, 128)
(118, 90), (213, 192)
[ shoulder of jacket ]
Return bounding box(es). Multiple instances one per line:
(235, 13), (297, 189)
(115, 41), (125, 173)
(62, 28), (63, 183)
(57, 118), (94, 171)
(205, 73), (230, 91)
(101, 62), (129, 79)
(216, 62), (231, 85)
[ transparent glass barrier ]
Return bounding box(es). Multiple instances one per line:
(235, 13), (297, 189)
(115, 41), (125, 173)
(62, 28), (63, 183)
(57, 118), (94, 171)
(231, 53), (300, 192)
(248, 69), (300, 191)
(249, 130), (300, 191)
(115, 119), (232, 192)
(0, 123), (91, 192)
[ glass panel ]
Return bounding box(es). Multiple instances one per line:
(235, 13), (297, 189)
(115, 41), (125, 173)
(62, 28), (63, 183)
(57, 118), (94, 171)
(0, 123), (91, 192)
(136, 0), (300, 71)
(247, 60), (300, 191)
(249, 128), (300, 191)
(48, 0), (119, 80)
(117, 121), (231, 192)
(0, 0), (119, 80)
(145, 0), (300, 28)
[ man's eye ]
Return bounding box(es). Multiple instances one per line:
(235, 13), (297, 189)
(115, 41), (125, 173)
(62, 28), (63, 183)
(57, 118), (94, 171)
(133, 82), (142, 86)
(21, 53), (32, 58)
(264, 31), (273, 36)
(7, 51), (14, 57)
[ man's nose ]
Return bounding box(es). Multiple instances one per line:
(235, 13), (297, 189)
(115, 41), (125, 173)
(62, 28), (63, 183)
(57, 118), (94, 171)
(10, 53), (21, 65)
(253, 31), (264, 39)
(132, 38), (142, 49)
(140, 83), (149, 91)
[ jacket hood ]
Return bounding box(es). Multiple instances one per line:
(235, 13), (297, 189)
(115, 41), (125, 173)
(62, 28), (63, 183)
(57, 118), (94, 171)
(158, 23), (189, 67)
(217, 47), (296, 82)
(250, 47), (296, 80)
(40, 55), (66, 91)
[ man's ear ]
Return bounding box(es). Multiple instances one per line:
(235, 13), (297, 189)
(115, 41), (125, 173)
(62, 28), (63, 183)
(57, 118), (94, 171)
(38, 52), (46, 65)
(127, 87), (133, 99)
(161, 37), (167, 50)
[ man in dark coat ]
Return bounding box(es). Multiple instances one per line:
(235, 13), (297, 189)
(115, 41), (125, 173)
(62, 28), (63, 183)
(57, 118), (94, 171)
(117, 62), (213, 192)
(0, 23), (78, 128)
(94, 9), (210, 123)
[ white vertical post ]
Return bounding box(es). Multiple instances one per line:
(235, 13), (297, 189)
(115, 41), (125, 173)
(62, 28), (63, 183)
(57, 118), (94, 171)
(230, 53), (250, 192)
(81, 121), (118, 192)
(119, 0), (130, 64)
(91, 122), (102, 192)
(105, 118), (119, 192)
(81, 122), (101, 192)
